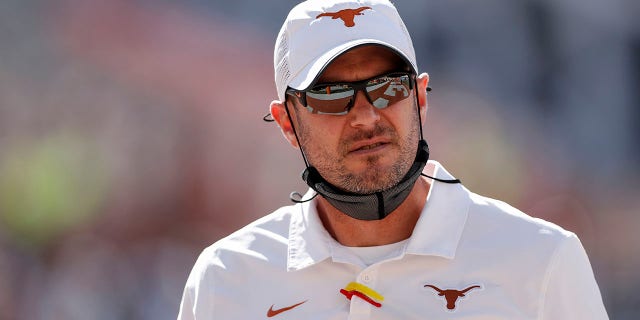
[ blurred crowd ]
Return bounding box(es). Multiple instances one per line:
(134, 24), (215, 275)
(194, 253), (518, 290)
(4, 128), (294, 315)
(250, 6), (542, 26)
(0, 0), (638, 319)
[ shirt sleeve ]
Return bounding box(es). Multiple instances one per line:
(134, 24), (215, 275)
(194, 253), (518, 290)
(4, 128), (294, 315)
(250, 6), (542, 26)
(177, 281), (195, 320)
(177, 247), (216, 320)
(177, 261), (198, 320)
(539, 233), (609, 319)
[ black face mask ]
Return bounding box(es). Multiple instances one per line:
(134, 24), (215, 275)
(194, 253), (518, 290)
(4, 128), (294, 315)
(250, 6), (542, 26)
(300, 139), (429, 220)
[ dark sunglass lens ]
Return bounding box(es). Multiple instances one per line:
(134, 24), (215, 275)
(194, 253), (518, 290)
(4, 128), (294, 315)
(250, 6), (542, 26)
(366, 74), (411, 109)
(306, 84), (354, 115)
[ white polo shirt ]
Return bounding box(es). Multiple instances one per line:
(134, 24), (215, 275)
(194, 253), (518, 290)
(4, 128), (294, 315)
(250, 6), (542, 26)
(178, 161), (608, 319)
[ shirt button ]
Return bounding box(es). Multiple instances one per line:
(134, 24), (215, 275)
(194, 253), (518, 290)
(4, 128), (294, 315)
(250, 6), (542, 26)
(361, 274), (371, 283)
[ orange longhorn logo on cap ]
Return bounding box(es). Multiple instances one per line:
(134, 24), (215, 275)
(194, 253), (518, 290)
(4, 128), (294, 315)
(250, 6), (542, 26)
(316, 7), (372, 27)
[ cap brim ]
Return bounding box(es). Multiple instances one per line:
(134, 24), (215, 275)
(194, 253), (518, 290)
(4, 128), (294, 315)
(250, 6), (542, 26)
(287, 39), (418, 91)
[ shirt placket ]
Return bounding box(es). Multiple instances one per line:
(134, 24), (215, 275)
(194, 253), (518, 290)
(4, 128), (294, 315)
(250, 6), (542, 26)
(346, 265), (381, 320)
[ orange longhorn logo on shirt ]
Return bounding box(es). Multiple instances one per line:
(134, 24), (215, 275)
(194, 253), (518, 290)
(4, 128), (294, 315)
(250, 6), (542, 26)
(316, 7), (372, 27)
(424, 284), (481, 310)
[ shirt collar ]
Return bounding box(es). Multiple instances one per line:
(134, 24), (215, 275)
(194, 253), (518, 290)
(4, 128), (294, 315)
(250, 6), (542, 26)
(287, 189), (333, 271)
(404, 160), (470, 259)
(287, 160), (470, 271)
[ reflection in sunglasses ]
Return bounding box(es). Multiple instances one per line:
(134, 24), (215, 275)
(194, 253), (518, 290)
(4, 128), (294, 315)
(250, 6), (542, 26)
(369, 82), (410, 108)
(287, 72), (414, 115)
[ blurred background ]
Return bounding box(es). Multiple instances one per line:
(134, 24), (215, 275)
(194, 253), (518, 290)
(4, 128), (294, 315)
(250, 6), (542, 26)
(0, 0), (638, 318)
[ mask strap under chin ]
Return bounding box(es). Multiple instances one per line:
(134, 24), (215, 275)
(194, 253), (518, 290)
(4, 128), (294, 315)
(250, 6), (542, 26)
(421, 173), (461, 184)
(290, 191), (319, 203)
(416, 81), (426, 141)
(417, 85), (461, 185)
(283, 101), (321, 203)
(284, 102), (311, 168)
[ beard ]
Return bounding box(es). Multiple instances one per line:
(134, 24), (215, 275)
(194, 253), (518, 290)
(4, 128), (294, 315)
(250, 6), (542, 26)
(296, 111), (420, 194)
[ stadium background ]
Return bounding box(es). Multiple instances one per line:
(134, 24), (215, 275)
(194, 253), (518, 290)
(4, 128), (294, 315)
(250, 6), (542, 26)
(0, 0), (638, 318)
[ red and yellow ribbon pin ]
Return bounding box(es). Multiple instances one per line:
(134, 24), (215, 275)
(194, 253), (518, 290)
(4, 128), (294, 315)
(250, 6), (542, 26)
(340, 282), (384, 308)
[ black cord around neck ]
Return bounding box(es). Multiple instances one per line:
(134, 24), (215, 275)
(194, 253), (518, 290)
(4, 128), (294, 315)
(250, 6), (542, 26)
(263, 113), (274, 122)
(421, 173), (461, 184)
(289, 191), (319, 203)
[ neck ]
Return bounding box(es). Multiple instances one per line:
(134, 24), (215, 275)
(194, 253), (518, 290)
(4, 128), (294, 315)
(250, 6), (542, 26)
(317, 176), (430, 247)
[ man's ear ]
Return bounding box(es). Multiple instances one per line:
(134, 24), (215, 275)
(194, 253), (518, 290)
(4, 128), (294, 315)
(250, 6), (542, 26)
(270, 100), (299, 148)
(416, 73), (429, 119)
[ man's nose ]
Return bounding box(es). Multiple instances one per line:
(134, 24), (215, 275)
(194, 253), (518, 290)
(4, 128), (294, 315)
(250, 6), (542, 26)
(348, 90), (380, 127)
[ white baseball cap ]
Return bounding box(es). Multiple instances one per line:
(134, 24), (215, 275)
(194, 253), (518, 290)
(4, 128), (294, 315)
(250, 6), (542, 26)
(274, 0), (418, 102)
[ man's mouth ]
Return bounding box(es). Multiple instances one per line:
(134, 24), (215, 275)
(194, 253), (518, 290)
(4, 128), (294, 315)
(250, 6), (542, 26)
(356, 142), (386, 151)
(349, 140), (391, 154)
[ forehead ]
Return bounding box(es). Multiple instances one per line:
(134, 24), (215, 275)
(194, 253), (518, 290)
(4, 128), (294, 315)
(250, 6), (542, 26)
(316, 45), (409, 83)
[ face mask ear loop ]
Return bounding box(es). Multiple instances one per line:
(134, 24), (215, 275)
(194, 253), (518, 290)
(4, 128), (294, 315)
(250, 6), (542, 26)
(284, 100), (325, 203)
(415, 83), (461, 184)
(415, 78), (425, 141)
(284, 100), (311, 168)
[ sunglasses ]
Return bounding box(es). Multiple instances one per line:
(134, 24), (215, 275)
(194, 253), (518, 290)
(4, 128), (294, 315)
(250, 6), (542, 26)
(286, 71), (417, 116)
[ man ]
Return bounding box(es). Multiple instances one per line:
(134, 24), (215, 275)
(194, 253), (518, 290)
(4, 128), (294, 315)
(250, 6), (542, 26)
(178, 0), (608, 318)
